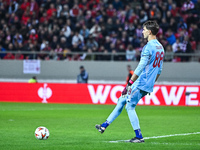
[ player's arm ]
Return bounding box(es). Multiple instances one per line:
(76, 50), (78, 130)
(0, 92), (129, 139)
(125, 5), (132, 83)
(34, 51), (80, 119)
(130, 73), (139, 82)
(121, 48), (150, 96)
(127, 56), (149, 83)
(155, 74), (160, 82)
(133, 48), (150, 78)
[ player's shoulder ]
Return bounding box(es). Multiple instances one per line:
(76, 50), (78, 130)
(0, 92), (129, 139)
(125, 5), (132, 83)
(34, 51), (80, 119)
(149, 39), (164, 50)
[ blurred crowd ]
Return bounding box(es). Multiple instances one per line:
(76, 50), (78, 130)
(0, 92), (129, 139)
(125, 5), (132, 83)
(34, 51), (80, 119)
(0, 0), (199, 61)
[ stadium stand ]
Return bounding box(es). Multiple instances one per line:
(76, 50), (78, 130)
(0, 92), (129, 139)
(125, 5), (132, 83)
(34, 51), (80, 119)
(0, 0), (199, 61)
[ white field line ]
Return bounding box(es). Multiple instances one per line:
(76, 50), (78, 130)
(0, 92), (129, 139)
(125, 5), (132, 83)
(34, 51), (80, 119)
(149, 142), (200, 146)
(108, 132), (200, 143)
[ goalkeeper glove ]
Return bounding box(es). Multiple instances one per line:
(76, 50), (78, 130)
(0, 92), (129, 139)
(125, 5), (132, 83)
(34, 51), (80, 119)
(121, 80), (134, 97)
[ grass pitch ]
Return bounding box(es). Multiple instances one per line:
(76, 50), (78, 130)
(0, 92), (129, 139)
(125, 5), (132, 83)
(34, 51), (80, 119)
(0, 102), (199, 150)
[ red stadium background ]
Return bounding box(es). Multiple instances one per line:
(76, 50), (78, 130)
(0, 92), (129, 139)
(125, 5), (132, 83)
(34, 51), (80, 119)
(0, 82), (199, 106)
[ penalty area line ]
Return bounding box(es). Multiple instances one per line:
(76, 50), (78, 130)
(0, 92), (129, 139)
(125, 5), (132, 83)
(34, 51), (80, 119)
(108, 132), (200, 143)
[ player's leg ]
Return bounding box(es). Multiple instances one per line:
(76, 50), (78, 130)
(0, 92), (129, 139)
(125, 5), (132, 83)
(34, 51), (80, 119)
(125, 87), (148, 143)
(95, 96), (126, 133)
(106, 96), (127, 124)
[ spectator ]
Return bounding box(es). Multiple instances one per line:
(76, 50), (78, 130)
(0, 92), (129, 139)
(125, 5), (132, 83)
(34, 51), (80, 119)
(135, 24), (143, 39)
(112, 0), (123, 10)
(77, 66), (89, 83)
(39, 12), (49, 23)
(39, 40), (51, 60)
(170, 3), (180, 17)
(29, 29), (39, 43)
(106, 4), (116, 18)
(61, 24), (71, 38)
(120, 31), (129, 47)
(60, 37), (69, 49)
(195, 0), (200, 14)
(60, 4), (69, 18)
(177, 19), (187, 30)
(15, 50), (24, 60)
(117, 44), (126, 61)
(178, 29), (188, 43)
(30, 0), (39, 15)
(3, 52), (15, 60)
(0, 5), (6, 19)
(127, 23), (135, 37)
(54, 44), (63, 60)
(166, 10), (172, 23)
(13, 32), (23, 45)
(0, 0), (199, 62)
(169, 17), (177, 32)
(160, 18), (169, 33)
(131, 34), (141, 48)
(21, 0), (30, 11)
(89, 23), (101, 37)
(139, 10), (148, 24)
(166, 29), (176, 45)
(126, 45), (136, 61)
(118, 10), (126, 24)
(181, 0), (195, 12)
(182, 36), (193, 61)
(7, 43), (15, 52)
(80, 25), (89, 39)
(28, 76), (38, 83)
(69, 4), (80, 17)
(113, 19), (123, 33)
(0, 44), (6, 59)
(172, 39), (184, 53)
(149, 4), (161, 20)
(46, 3), (57, 18)
(72, 30), (84, 47)
(21, 9), (31, 25)
(8, 1), (18, 14)
(164, 44), (173, 62)
(191, 24), (200, 44)
(86, 36), (98, 50)
(105, 18), (114, 34)
(159, 2), (168, 19)
(104, 36), (112, 52)
(50, 35), (59, 50)
(128, 12), (138, 23)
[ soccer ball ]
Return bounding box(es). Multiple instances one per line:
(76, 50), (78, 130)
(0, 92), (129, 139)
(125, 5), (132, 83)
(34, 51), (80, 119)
(35, 126), (50, 140)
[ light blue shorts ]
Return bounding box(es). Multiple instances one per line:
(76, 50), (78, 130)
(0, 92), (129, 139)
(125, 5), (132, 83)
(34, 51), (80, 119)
(126, 86), (148, 109)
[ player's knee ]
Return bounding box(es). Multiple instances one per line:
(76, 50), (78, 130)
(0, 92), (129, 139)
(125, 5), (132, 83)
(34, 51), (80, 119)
(117, 96), (126, 105)
(116, 100), (126, 112)
(125, 103), (136, 112)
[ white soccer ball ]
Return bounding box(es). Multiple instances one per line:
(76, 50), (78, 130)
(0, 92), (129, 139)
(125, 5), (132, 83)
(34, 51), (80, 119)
(35, 126), (50, 140)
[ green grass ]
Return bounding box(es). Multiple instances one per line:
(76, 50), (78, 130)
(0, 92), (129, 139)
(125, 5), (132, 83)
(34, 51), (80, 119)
(0, 102), (199, 150)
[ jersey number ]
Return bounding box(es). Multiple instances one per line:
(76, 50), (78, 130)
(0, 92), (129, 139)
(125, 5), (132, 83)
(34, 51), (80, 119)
(153, 51), (164, 68)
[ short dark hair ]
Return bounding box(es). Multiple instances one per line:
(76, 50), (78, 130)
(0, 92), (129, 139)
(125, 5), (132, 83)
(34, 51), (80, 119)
(80, 66), (84, 69)
(143, 20), (159, 35)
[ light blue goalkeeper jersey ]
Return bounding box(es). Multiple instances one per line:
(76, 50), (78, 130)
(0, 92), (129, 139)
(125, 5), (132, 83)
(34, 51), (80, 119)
(133, 39), (164, 93)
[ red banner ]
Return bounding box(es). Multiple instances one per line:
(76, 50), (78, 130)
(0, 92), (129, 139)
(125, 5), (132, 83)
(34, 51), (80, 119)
(0, 82), (199, 106)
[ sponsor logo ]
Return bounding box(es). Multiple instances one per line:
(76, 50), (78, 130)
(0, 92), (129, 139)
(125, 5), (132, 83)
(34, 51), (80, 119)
(38, 83), (52, 103)
(88, 85), (200, 106)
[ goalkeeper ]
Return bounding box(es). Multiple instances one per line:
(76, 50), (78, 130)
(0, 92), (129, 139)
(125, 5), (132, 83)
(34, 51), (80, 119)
(95, 20), (164, 143)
